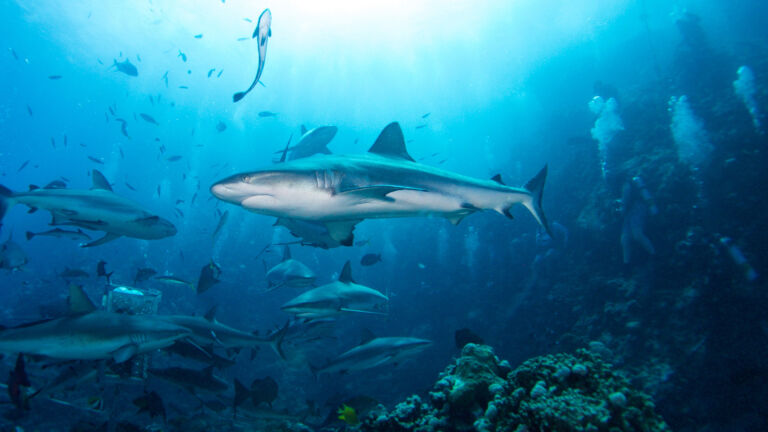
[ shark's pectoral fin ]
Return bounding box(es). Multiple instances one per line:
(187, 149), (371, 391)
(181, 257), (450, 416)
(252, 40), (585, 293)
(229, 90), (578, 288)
(82, 232), (121, 248)
(323, 220), (360, 244)
(339, 307), (388, 316)
(112, 343), (139, 363)
(337, 185), (424, 203)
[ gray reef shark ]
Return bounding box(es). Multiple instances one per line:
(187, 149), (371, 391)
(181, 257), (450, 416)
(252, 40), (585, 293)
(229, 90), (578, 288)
(281, 261), (388, 318)
(311, 336), (431, 376)
(266, 246), (316, 290)
(211, 122), (549, 246)
(233, 8), (272, 102)
(0, 311), (191, 362)
(282, 125), (337, 161)
(0, 170), (176, 247)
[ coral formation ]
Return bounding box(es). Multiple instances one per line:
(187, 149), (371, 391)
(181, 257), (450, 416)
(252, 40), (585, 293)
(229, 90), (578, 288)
(356, 344), (669, 432)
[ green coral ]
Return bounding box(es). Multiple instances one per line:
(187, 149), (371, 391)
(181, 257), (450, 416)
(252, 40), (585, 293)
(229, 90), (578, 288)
(356, 345), (670, 432)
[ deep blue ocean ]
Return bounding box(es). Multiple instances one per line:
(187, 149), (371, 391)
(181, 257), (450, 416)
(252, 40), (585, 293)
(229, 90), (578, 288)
(1, 1), (767, 431)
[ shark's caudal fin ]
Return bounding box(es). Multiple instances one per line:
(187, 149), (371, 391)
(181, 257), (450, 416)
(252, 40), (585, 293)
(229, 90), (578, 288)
(521, 165), (551, 236)
(0, 184), (14, 221)
(267, 322), (289, 361)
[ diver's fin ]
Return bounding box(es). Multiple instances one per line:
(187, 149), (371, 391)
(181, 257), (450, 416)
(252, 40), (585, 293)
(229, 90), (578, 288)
(323, 220), (359, 245)
(91, 170), (113, 191)
(368, 122), (414, 161)
(339, 260), (355, 284)
(82, 232), (121, 248)
(68, 284), (97, 315)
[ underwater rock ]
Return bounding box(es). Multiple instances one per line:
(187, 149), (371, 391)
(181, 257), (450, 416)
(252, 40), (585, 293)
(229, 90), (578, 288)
(356, 345), (669, 432)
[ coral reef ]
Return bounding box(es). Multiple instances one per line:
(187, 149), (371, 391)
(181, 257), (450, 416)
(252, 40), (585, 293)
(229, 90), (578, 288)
(356, 344), (669, 432)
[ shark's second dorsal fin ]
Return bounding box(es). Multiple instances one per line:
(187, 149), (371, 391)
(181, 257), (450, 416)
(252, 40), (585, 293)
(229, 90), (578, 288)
(68, 284), (97, 315)
(300, 124), (308, 135)
(491, 174), (506, 185)
(360, 328), (376, 345)
(204, 305), (218, 322)
(91, 170), (113, 192)
(369, 122), (414, 162)
(339, 261), (355, 284)
(282, 246), (291, 261)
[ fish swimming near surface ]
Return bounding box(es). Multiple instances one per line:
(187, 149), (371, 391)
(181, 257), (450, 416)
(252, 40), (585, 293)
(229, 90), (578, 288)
(87, 156), (104, 164)
(258, 111), (277, 117)
(266, 246), (316, 290)
(281, 261), (388, 318)
(0, 170), (177, 247)
(26, 228), (92, 242)
(217, 69), (224, 78)
(115, 118), (130, 138)
(26, 105), (33, 116)
(207, 68), (215, 77)
(166, 155), (182, 162)
(139, 113), (159, 125)
(194, 34), (203, 39)
(216, 121), (227, 132)
(233, 8), (272, 102)
(178, 50), (187, 62)
(112, 59), (138, 76)
(154, 275), (194, 289)
(161, 71), (169, 87)
(197, 260), (222, 294)
(17, 160), (30, 173)
(360, 253), (382, 266)
(96, 260), (113, 284)
(310, 336), (431, 376)
(48, 75), (62, 80)
(0, 236), (28, 271)
(212, 122), (550, 246)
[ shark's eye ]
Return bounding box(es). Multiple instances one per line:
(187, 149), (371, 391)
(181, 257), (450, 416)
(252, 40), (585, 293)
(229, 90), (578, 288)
(240, 175), (252, 183)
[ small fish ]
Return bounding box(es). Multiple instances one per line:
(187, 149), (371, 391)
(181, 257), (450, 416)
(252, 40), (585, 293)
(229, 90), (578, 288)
(149, 95), (154, 105)
(415, 124), (427, 129)
(116, 118), (130, 138)
(125, 182), (136, 191)
(174, 208), (184, 218)
(166, 155), (182, 162)
(421, 112), (431, 118)
(140, 113), (159, 125)
(108, 106), (115, 116)
(112, 59), (138, 76)
(97, 58), (103, 65)
(191, 192), (198, 204)
(243, 18), (253, 23)
(178, 85), (189, 89)
(155, 275), (194, 289)
(216, 121), (227, 132)
(338, 404), (359, 426)
(136, 54), (141, 62)
(9, 47), (19, 60)
(27, 228), (91, 242)
(26, 105), (33, 116)
(63, 135), (68, 147)
(217, 69), (224, 77)
(360, 253), (382, 266)
(194, 34), (203, 39)
(197, 261), (222, 294)
(212, 210), (229, 242)
(48, 75), (63, 80)
(237, 37), (249, 41)
(207, 68), (215, 78)
(119, 147), (124, 158)
(17, 160), (30, 173)
(97, 260), (113, 284)
(233, 8), (272, 103)
(162, 71), (169, 87)
(157, 184), (162, 196)
(258, 111), (277, 117)
(88, 156), (104, 164)
(178, 50), (187, 62)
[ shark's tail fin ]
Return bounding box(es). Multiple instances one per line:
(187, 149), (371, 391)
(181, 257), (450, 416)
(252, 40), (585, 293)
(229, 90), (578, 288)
(521, 165), (551, 236)
(0, 184), (13, 221)
(266, 322), (289, 361)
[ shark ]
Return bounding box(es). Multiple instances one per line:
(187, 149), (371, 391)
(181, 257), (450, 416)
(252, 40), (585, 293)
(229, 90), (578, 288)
(211, 122), (549, 246)
(281, 261), (388, 319)
(0, 170), (176, 247)
(233, 8), (272, 102)
(266, 246), (316, 290)
(311, 336), (431, 376)
(0, 284), (190, 363)
(280, 125), (337, 161)
(0, 311), (191, 363)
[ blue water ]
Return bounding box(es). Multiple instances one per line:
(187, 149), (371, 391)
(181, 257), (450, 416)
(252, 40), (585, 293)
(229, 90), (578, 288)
(1, 1), (767, 430)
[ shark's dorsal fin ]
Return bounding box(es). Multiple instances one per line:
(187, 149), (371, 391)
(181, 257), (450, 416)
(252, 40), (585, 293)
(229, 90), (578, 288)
(491, 174), (505, 185)
(369, 122), (414, 162)
(360, 328), (376, 345)
(339, 261), (355, 284)
(204, 305), (218, 322)
(300, 124), (308, 135)
(68, 284), (97, 315)
(29, 185), (39, 191)
(282, 246), (291, 261)
(91, 170), (113, 191)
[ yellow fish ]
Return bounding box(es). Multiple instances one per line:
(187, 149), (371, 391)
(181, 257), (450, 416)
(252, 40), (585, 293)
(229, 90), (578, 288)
(337, 404), (359, 425)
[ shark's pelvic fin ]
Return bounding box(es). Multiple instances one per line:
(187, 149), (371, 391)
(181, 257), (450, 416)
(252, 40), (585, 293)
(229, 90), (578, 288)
(112, 343), (139, 363)
(368, 122), (415, 161)
(337, 185), (423, 202)
(82, 232), (121, 248)
(91, 170), (113, 192)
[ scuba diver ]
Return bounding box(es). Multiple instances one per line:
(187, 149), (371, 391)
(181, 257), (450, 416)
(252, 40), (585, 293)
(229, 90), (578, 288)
(620, 176), (658, 264)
